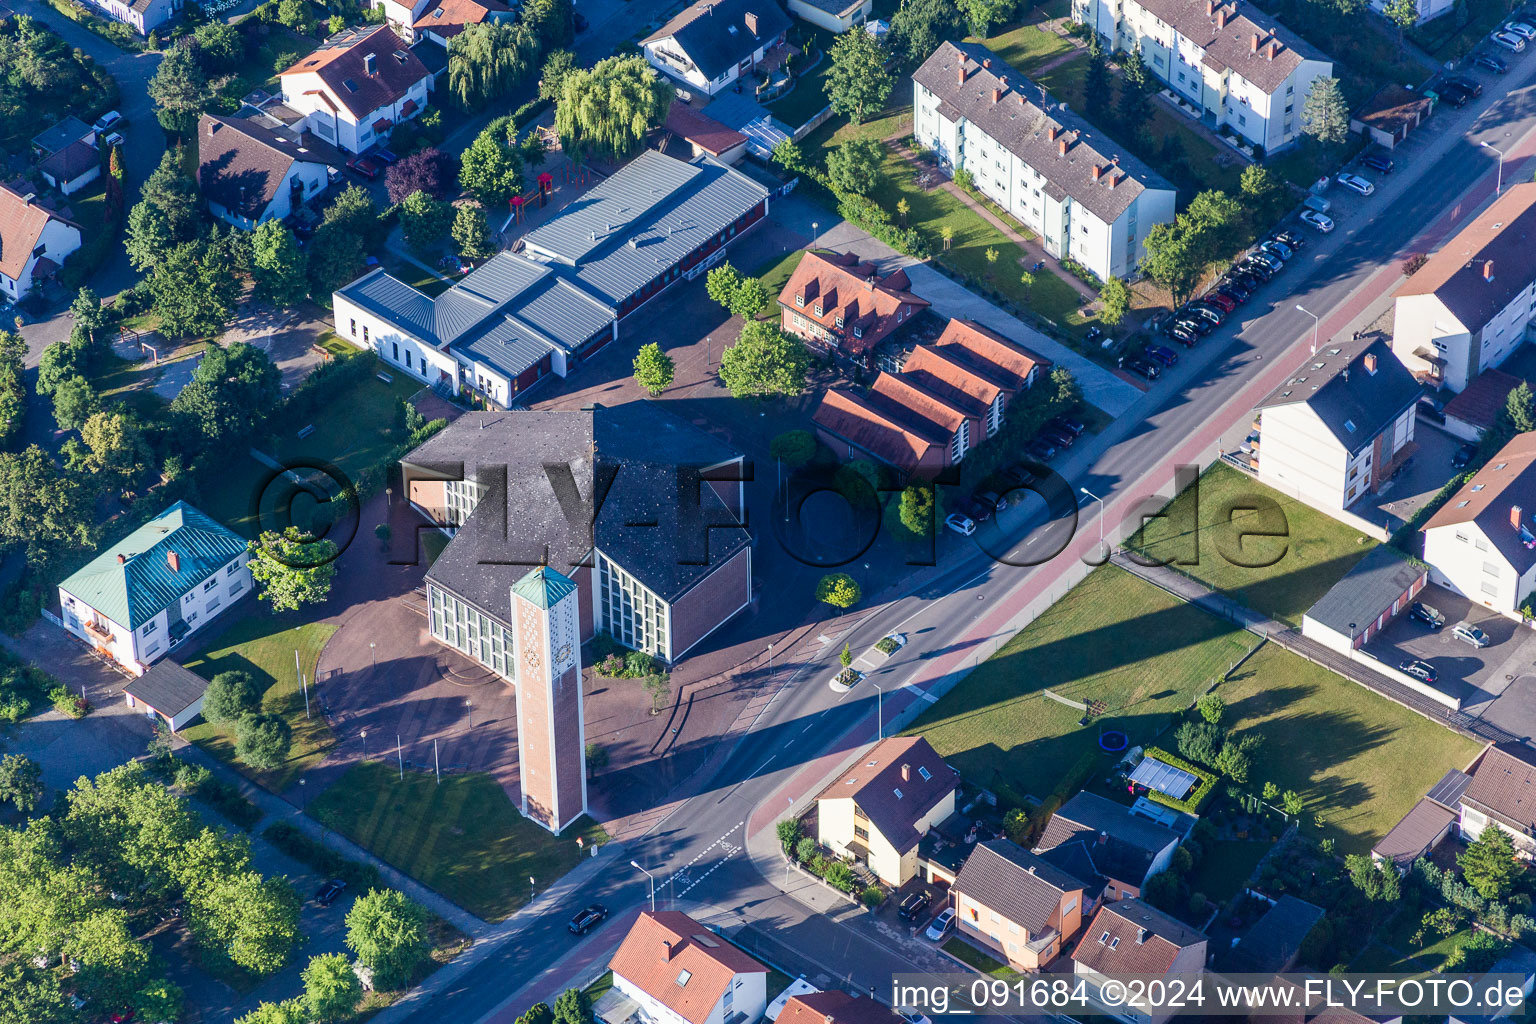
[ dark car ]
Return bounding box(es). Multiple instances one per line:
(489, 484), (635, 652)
(1238, 259), (1275, 282)
(315, 879), (347, 906)
(1274, 229), (1306, 251)
(1169, 323), (1200, 347)
(1410, 601), (1446, 630)
(898, 891), (932, 921)
(1439, 83), (1472, 107)
(1445, 74), (1483, 97)
(1227, 268), (1263, 290)
(1361, 152), (1394, 174)
(1041, 425), (1076, 447)
(1452, 442), (1478, 468)
(977, 490), (1007, 512)
(345, 155), (380, 179)
(1176, 315), (1214, 336)
(1473, 52), (1509, 73)
(1418, 398), (1446, 424)
(1216, 285), (1249, 307)
(1000, 463), (1036, 486)
(1126, 357), (1162, 381)
(1050, 415), (1086, 436)
(369, 147), (399, 165)
(568, 904), (608, 935)
(957, 496), (992, 523)
(1026, 438), (1058, 460)
(1146, 344), (1179, 367)
(1186, 302), (1226, 325)
(1398, 659), (1439, 685)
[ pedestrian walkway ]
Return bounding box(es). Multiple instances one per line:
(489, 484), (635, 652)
(938, 180), (1097, 303)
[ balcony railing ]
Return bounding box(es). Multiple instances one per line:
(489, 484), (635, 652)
(83, 620), (112, 642)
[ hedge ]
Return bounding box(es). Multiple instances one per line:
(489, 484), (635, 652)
(262, 821), (382, 889)
(1140, 747), (1217, 815)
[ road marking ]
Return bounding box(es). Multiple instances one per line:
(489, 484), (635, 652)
(748, 755), (776, 778)
(667, 821), (745, 899)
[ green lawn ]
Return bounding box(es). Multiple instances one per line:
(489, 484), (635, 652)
(943, 936), (1015, 978)
(180, 617), (339, 793)
(1350, 907), (1472, 975)
(765, 28), (837, 129)
(1216, 643), (1482, 855)
(1127, 462), (1379, 627)
(906, 565), (1256, 803)
(1187, 840), (1269, 903)
(974, 19), (1076, 73)
(749, 248), (807, 301)
(583, 970), (615, 1005)
(1255, 0), (1429, 106)
(308, 761), (609, 922)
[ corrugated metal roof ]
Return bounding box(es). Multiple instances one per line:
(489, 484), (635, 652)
(61, 502), (247, 629)
(450, 314), (558, 379)
(525, 150), (704, 265)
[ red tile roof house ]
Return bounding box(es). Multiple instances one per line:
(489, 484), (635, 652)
(950, 838), (1088, 971)
(1457, 742), (1536, 858)
(779, 251), (929, 371)
(1072, 899), (1207, 1024)
(278, 26), (431, 155)
(777, 991), (903, 1024)
(815, 736), (960, 886)
(610, 912), (769, 1024)
(411, 0), (516, 46)
(0, 183), (81, 304)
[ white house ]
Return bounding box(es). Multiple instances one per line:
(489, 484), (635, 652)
(1073, 900), (1207, 1024)
(82, 0), (182, 36)
(912, 42), (1178, 282)
(0, 185), (82, 303)
(39, 140), (102, 197)
(1392, 183), (1536, 394)
(786, 0), (871, 33)
(1255, 338), (1421, 513)
(1073, 0), (1333, 155)
(198, 114), (345, 230)
(610, 912), (768, 1024)
(1368, 0), (1452, 25)
(278, 26), (431, 155)
(372, 0), (431, 39)
(57, 502), (252, 677)
(410, 0), (516, 45)
(1458, 743), (1536, 858)
(641, 0), (792, 98)
(815, 735), (960, 886)
(1421, 431), (1536, 616)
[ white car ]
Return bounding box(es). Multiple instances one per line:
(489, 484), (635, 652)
(1492, 30), (1527, 51)
(92, 110), (122, 133)
(925, 907), (956, 941)
(1300, 209), (1334, 233)
(898, 1011), (933, 1024)
(945, 513), (976, 536)
(1337, 172), (1375, 196)
(1505, 20), (1536, 38)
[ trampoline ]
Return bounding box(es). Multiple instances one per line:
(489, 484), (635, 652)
(1098, 730), (1128, 752)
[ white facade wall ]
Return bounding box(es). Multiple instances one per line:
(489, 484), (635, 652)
(124, 691), (206, 732)
(1393, 282), (1536, 394)
(786, 0), (870, 32)
(333, 291), (459, 389)
(85, 0), (180, 34)
(912, 80), (1174, 280)
(281, 72), (431, 155)
(374, 0), (430, 39)
(208, 159), (332, 231)
(614, 970), (766, 1024)
(46, 164), (102, 198)
(1424, 520), (1536, 615)
(1256, 403), (1352, 509)
(0, 218), (82, 302)
(1369, 0), (1454, 23)
(817, 789), (957, 885)
(643, 36), (780, 97)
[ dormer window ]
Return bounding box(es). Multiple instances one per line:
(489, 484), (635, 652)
(795, 293), (805, 307)
(813, 302), (823, 316)
(835, 315), (844, 328)
(852, 324), (864, 339)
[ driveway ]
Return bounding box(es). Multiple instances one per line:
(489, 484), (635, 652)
(1363, 583), (1535, 709)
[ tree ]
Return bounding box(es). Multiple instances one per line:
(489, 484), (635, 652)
(171, 342), (280, 450)
(896, 197), (910, 228)
(553, 987), (592, 1024)
(148, 239), (242, 338)
(37, 335), (92, 398)
(1184, 189), (1243, 265)
(554, 55), (672, 163)
(1175, 720), (1222, 765)
(632, 342), (674, 395)
(643, 674), (670, 714)
(251, 220), (309, 307)
(1098, 276), (1130, 327)
(238, 999), (311, 1024)
(1262, 781), (1279, 801)
(1213, 733), (1261, 783)
(304, 952), (363, 1022)
(324, 184), (386, 244)
(956, 0), (1014, 35)
(718, 321), (809, 399)
(1383, 0), (1418, 44)
(0, 445), (95, 558)
(1281, 790), (1305, 816)
(1122, 42), (1152, 95)
(399, 190), (455, 255)
(1240, 163), (1278, 209)
(203, 670), (262, 726)
(1345, 853), (1401, 902)
(51, 375), (99, 431)
(728, 277), (771, 320)
(826, 137), (884, 196)
(148, 41), (211, 133)
(769, 430), (816, 467)
(309, 224), (368, 298)
(346, 889), (430, 990)
(825, 28), (892, 125)
(1195, 694), (1225, 724)
(0, 753), (42, 813)
(889, 0), (963, 67)
(539, 48), (578, 101)
(1460, 824), (1520, 900)
(1506, 381), (1536, 434)
(449, 19), (541, 109)
(192, 20), (244, 73)
(899, 485), (935, 536)
(186, 867), (300, 975)
(706, 263), (744, 309)
(133, 979), (184, 1024)
(452, 202), (496, 262)
(388, 147), (460, 203)
(771, 138), (805, 173)
(459, 116), (524, 206)
(1085, 34), (1111, 120)
(71, 286), (111, 340)
(816, 572), (861, 610)
(523, 0), (575, 49)
(126, 151), (200, 272)
(1301, 77), (1349, 147)
(248, 527), (340, 612)
(840, 642), (853, 668)
(235, 713), (293, 772)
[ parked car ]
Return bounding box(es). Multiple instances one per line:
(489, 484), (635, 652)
(1001, 463), (1036, 486)
(1245, 250), (1284, 272)
(897, 1011), (933, 1024)
(102, 131), (125, 150)
(1452, 442), (1478, 468)
(1051, 415), (1086, 436)
(1418, 397), (1446, 424)
(1146, 344), (1179, 367)
(1041, 425), (1076, 447)
(1216, 283), (1250, 305)
(1453, 622), (1492, 648)
(568, 904), (609, 934)
(1176, 315), (1214, 337)
(1445, 74), (1483, 97)
(1227, 268), (1263, 289)
(1126, 357), (1161, 381)
(315, 880), (347, 906)
(898, 891), (932, 920)
(1360, 152), (1395, 174)
(1303, 194), (1332, 214)
(1337, 172), (1375, 196)
(1409, 602), (1446, 630)
(1473, 52), (1509, 73)
(1260, 239), (1293, 261)
(1026, 438), (1058, 460)
(1169, 322), (1200, 347)
(1238, 259), (1276, 281)
(92, 110), (123, 133)
(1398, 659), (1439, 685)
(1505, 19), (1536, 37)
(1274, 229), (1306, 251)
(977, 490), (1007, 511)
(925, 907), (956, 941)
(1203, 291), (1237, 313)
(1492, 30), (1526, 51)
(945, 513), (976, 536)
(1185, 303), (1225, 325)
(369, 146), (399, 164)
(1300, 209), (1335, 233)
(1439, 82), (1473, 107)
(957, 496), (992, 524)
(346, 155), (380, 179)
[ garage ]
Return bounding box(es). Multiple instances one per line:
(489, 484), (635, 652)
(1301, 545), (1429, 653)
(122, 660), (208, 733)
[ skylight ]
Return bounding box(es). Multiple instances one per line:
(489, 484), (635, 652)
(1457, 500), (1471, 508)
(1472, 484), (1485, 492)
(1344, 419), (1356, 432)
(343, 79), (359, 92)
(893, 788), (903, 799)
(677, 970), (692, 987)
(918, 766), (932, 781)
(1496, 463), (1509, 470)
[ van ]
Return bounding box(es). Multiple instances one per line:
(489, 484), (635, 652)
(1303, 194), (1332, 214)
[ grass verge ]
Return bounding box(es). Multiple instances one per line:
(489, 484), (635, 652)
(943, 936), (1015, 978)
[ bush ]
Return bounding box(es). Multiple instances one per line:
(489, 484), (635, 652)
(49, 685), (91, 718)
(796, 836), (818, 863)
(263, 821), (383, 890)
(175, 763), (214, 792)
(824, 861), (857, 892)
(861, 885), (884, 908)
(203, 669), (262, 725)
(195, 773), (264, 831)
(623, 650), (658, 678)
(595, 654), (625, 678)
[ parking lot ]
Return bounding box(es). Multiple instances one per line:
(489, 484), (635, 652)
(1356, 422), (1466, 534)
(1364, 584), (1536, 736)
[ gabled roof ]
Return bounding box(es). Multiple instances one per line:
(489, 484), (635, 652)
(1423, 431), (1536, 576)
(931, 318), (1047, 391)
(912, 42), (1174, 226)
(40, 140), (100, 183)
(778, 250), (929, 357)
(0, 183), (76, 282)
(60, 502), (248, 629)
(1371, 797), (1456, 869)
(1126, 0), (1329, 93)
(1074, 899), (1206, 975)
(279, 25), (428, 119)
(122, 660), (210, 719)
(610, 912), (767, 1024)
(813, 389), (938, 474)
(867, 373), (967, 440)
(779, 992), (903, 1024)
(1397, 183), (1536, 334)
(1224, 895), (1324, 973)
(1035, 792), (1178, 885)
(951, 839), (1086, 936)
(198, 113), (345, 222)
(411, 0), (512, 38)
(899, 344), (1007, 417)
(816, 736), (959, 852)
(1462, 742), (1536, 838)
(1303, 545), (1423, 642)
(642, 0), (792, 82)
(1258, 338), (1421, 456)
(1444, 368), (1523, 435)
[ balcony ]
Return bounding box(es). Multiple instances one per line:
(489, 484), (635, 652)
(83, 619), (113, 643)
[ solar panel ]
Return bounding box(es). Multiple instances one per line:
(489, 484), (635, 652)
(1129, 756), (1200, 799)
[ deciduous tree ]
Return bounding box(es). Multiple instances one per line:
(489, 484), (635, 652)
(234, 713), (293, 772)
(718, 321), (809, 398)
(51, 375), (99, 432)
(899, 485), (935, 536)
(170, 342), (280, 450)
(706, 263), (744, 309)
(889, 0), (962, 68)
(386, 147), (459, 203)
(449, 20), (541, 109)
(459, 115), (525, 206)
(248, 526), (339, 612)
(554, 55), (671, 163)
(192, 21), (244, 73)
(452, 202), (496, 261)
(816, 573), (861, 610)
(825, 28), (892, 125)
(523, 0), (575, 49)
(632, 342), (674, 395)
(346, 889), (430, 990)
(825, 137), (884, 196)
(305, 952), (363, 1022)
(0, 753), (42, 812)
(0, 445), (95, 558)
(1098, 276), (1130, 327)
(728, 277), (771, 320)
(252, 220), (309, 307)
(539, 48), (577, 101)
(399, 190), (454, 255)
(203, 670), (262, 726)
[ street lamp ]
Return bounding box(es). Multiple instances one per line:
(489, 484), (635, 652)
(361, 730), (368, 759)
(1080, 487), (1106, 561)
(631, 860), (656, 913)
(811, 221), (819, 249)
(1482, 140), (1508, 195)
(1295, 304), (1320, 355)
(298, 777), (307, 812)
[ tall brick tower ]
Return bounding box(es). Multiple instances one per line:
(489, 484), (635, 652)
(511, 566), (587, 834)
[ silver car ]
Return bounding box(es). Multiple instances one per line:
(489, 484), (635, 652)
(1453, 621), (1491, 648)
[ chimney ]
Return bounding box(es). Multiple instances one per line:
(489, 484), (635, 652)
(208, 119), (220, 138)
(992, 87), (1001, 103)
(1514, 505), (1524, 531)
(1027, 865), (1036, 874)
(1092, 164), (1103, 181)
(1217, 7), (1227, 28)
(1109, 172), (1119, 188)
(1251, 32), (1260, 52)
(364, 52), (377, 76)
(1059, 137), (1068, 157)
(1136, 928), (1148, 945)
(983, 57), (991, 69)
(901, 764), (911, 781)
(167, 550), (180, 573)
(1267, 40), (1280, 60)
(116, 553), (125, 564)
(957, 64), (968, 85)
(1364, 353), (1377, 374)
(1097, 830), (1108, 846)
(744, 10), (758, 33)
(1048, 125), (1059, 142)
(663, 939), (677, 960)
(1205, 0), (1213, 15)
(1486, 260), (1495, 282)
